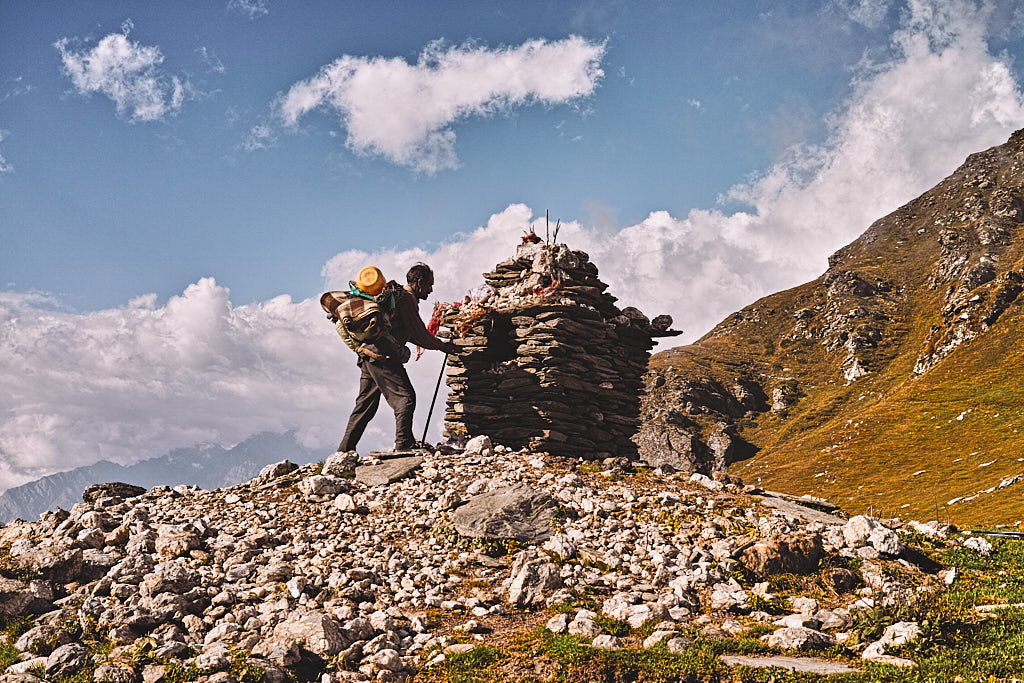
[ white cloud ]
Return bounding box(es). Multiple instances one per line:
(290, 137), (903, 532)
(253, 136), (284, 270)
(242, 123), (276, 151)
(0, 130), (12, 174)
(196, 46), (226, 74)
(227, 0), (269, 19)
(55, 29), (193, 122)
(275, 36), (606, 173)
(828, 0), (895, 29)
(0, 281), (377, 491)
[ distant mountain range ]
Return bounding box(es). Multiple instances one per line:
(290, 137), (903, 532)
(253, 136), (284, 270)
(642, 128), (1024, 525)
(0, 432), (322, 523)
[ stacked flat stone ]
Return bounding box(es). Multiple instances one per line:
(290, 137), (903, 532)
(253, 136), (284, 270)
(441, 242), (677, 460)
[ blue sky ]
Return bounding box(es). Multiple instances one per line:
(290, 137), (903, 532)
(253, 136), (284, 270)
(4, 0), (903, 308)
(2, 0), (1024, 489)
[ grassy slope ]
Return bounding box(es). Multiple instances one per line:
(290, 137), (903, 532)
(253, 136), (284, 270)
(737, 303), (1024, 526)
(412, 537), (1024, 682)
(650, 133), (1024, 527)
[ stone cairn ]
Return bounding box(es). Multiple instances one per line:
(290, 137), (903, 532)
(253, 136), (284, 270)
(438, 239), (680, 459)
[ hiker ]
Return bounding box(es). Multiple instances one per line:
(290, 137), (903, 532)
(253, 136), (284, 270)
(337, 263), (458, 454)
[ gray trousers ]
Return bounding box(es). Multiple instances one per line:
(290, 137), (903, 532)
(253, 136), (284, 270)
(339, 356), (416, 452)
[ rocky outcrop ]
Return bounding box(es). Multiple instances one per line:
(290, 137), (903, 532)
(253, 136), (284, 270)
(0, 439), (978, 681)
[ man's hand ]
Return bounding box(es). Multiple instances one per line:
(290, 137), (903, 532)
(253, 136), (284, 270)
(442, 341), (459, 355)
(358, 345), (384, 361)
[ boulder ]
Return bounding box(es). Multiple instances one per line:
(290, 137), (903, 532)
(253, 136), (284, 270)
(452, 485), (556, 542)
(464, 435), (494, 457)
(15, 625), (69, 655)
(862, 621), (921, 660)
(763, 627), (835, 651)
(546, 613), (569, 633)
(298, 475), (347, 497)
(0, 579), (35, 619)
(5, 659), (47, 676)
(592, 635), (622, 649)
(740, 533), (824, 577)
(322, 451), (359, 477)
(568, 616), (602, 638)
(252, 460), (298, 486)
(636, 425), (710, 472)
(17, 546), (83, 583)
(44, 643), (88, 679)
(273, 611), (346, 657)
(82, 482), (146, 504)
(155, 525), (201, 559)
(964, 536), (994, 556)
(506, 551), (562, 607)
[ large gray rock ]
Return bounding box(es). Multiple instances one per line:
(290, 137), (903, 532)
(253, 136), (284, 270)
(355, 456), (423, 487)
(15, 625), (69, 655)
(322, 451), (359, 477)
(298, 475), (347, 497)
(155, 524), (200, 559)
(82, 482), (146, 504)
(452, 485), (556, 542)
(17, 546), (83, 583)
(843, 516), (903, 555)
(506, 551), (562, 607)
(45, 643), (88, 678)
(863, 621), (921, 660)
(759, 495), (846, 525)
(740, 533), (824, 577)
(252, 460), (298, 486)
(4, 660), (47, 676)
(0, 579), (34, 618)
(635, 425), (710, 473)
(763, 627), (835, 651)
(273, 611), (346, 657)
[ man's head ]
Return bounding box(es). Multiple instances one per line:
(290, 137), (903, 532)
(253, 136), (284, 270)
(406, 263), (434, 300)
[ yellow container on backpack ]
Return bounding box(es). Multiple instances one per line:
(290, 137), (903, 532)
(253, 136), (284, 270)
(357, 266), (385, 296)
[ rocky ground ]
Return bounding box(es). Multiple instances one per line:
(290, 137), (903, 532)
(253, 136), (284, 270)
(0, 437), (988, 682)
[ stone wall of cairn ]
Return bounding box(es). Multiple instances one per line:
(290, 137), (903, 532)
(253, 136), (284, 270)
(440, 242), (678, 459)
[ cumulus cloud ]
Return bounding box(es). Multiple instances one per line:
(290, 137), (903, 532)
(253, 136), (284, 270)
(227, 0), (269, 19)
(55, 26), (193, 122)
(274, 36), (606, 173)
(0, 281), (375, 491)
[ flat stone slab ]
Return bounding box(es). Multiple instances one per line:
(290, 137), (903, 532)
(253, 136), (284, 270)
(976, 603), (1024, 613)
(759, 495), (846, 525)
(451, 485), (556, 542)
(355, 457), (423, 487)
(368, 449), (428, 460)
(721, 655), (856, 674)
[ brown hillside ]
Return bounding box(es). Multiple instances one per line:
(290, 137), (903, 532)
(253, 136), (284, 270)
(642, 128), (1024, 526)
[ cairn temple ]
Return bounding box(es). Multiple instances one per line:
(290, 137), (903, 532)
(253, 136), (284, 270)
(439, 241), (679, 459)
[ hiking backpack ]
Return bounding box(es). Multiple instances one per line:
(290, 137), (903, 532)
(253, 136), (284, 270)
(320, 282), (401, 358)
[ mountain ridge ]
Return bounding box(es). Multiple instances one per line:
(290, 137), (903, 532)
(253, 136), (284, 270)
(0, 431), (320, 523)
(640, 128), (1024, 525)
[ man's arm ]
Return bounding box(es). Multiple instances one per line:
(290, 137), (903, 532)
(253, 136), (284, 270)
(398, 293), (455, 352)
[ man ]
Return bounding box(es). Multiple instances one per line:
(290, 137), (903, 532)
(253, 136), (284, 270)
(338, 263), (458, 453)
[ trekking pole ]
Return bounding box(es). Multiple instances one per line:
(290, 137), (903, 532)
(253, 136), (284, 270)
(421, 353), (448, 444)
